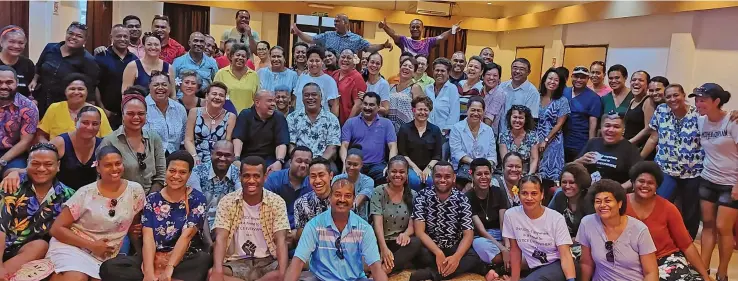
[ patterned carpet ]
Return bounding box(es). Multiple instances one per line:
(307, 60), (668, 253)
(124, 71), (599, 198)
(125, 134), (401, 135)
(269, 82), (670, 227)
(387, 270), (486, 281)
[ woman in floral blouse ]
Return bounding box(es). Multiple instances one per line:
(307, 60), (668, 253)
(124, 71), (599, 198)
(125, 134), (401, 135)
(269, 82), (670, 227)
(498, 105), (539, 174)
(100, 150), (209, 281)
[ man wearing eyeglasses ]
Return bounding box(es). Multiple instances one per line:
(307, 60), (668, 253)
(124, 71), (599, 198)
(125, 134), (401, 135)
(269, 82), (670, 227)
(152, 15), (185, 64)
(222, 10), (260, 58)
(563, 66), (601, 163)
(284, 178), (387, 281)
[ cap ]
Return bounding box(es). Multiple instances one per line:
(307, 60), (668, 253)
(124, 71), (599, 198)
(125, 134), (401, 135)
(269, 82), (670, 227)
(572, 66), (590, 76)
(688, 83), (725, 98)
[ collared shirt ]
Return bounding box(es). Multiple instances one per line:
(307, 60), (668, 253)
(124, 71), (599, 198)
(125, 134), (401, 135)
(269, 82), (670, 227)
(233, 106), (289, 158)
(213, 189), (290, 260)
(602, 91), (634, 115)
(173, 52), (218, 94)
(0, 56), (35, 98)
(414, 73), (435, 88)
(332, 69), (366, 124)
(399, 36), (439, 56)
(257, 67), (299, 92)
(187, 162), (242, 228)
(96, 47), (138, 113)
(128, 41), (146, 58)
(213, 66), (260, 113)
(448, 72), (467, 86)
(484, 86), (507, 135)
(332, 173), (375, 221)
(412, 187), (473, 249)
(264, 169), (312, 229)
(293, 191), (330, 230)
(221, 28), (261, 49)
(293, 73), (340, 113)
(35, 42), (99, 110)
(100, 126), (166, 192)
(649, 103), (703, 178)
(144, 95), (188, 153)
(160, 38), (186, 64)
(449, 120), (498, 169)
(313, 31), (370, 54)
(341, 115), (397, 164)
(397, 121), (443, 169)
(294, 210), (380, 281)
(287, 108), (341, 157)
(425, 82), (461, 131)
(500, 80), (540, 119)
(0, 94), (38, 150)
(564, 87), (602, 151)
(0, 173), (75, 251)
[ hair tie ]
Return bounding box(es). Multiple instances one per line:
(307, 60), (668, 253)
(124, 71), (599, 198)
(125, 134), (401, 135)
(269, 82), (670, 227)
(1, 27), (22, 38)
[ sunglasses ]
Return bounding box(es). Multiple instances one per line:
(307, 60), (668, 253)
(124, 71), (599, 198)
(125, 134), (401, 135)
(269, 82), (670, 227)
(605, 241), (614, 262)
(109, 198), (118, 217)
(510, 105), (531, 113)
(335, 236), (344, 260)
(136, 152), (147, 171)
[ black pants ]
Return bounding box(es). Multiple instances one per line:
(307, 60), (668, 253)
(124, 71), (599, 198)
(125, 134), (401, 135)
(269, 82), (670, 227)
(564, 147), (580, 163)
(385, 237), (422, 273)
(411, 242), (482, 281)
(99, 252), (212, 281)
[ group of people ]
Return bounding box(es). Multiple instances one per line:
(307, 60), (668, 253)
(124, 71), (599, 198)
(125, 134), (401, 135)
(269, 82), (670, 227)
(0, 7), (736, 281)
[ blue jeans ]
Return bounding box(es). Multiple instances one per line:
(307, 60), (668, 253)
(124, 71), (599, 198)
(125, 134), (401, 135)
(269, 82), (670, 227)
(362, 162), (387, 185)
(657, 174), (701, 239)
(408, 168), (433, 191)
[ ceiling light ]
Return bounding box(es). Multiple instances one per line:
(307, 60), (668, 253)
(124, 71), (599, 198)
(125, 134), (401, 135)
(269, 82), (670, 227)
(308, 3), (335, 9)
(487, 2), (492, 4)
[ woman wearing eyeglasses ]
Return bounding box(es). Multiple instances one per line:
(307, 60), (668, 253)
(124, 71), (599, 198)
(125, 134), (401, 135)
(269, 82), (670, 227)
(31, 22), (99, 117)
(144, 71), (187, 155)
(99, 151), (210, 281)
(499, 105), (539, 174)
(0, 25), (34, 99)
(254, 41), (271, 71)
(502, 175), (576, 281)
(577, 179), (659, 281)
(122, 32), (176, 97)
(47, 145), (146, 281)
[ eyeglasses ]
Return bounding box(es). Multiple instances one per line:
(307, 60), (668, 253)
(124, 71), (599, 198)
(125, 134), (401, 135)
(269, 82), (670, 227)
(69, 21), (88, 31)
(136, 152), (147, 171)
(109, 199), (118, 217)
(335, 236), (344, 260)
(605, 241), (614, 262)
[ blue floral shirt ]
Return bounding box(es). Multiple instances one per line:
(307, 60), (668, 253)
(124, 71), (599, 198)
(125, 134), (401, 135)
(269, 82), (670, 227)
(142, 189), (207, 252)
(649, 103), (703, 178)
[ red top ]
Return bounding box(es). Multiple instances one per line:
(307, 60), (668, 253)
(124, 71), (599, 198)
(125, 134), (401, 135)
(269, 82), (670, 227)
(215, 57), (255, 70)
(332, 69), (366, 125)
(625, 195), (693, 258)
(159, 38), (186, 64)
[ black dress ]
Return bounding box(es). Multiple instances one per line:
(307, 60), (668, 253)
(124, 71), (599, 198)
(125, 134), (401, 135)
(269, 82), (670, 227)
(624, 96), (647, 146)
(58, 133), (102, 190)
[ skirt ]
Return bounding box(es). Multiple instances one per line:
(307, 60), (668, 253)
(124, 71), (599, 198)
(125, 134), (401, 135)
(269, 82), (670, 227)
(46, 237), (104, 279)
(657, 251), (703, 281)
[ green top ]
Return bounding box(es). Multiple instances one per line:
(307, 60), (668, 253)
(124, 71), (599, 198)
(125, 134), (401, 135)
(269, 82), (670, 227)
(602, 91), (634, 115)
(369, 185), (417, 240)
(414, 73), (435, 89)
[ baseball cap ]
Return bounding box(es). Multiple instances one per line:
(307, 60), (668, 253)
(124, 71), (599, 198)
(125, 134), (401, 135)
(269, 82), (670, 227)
(572, 66), (590, 76)
(688, 83), (725, 98)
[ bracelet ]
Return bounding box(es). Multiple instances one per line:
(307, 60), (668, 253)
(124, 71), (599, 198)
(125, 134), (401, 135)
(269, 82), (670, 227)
(166, 264), (175, 268)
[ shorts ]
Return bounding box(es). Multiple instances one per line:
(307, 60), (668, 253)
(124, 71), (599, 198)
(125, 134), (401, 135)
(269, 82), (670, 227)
(698, 178), (738, 209)
(224, 256), (278, 281)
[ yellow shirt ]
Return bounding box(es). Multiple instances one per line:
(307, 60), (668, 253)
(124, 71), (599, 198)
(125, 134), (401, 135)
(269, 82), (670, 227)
(38, 102), (113, 139)
(214, 66), (260, 113)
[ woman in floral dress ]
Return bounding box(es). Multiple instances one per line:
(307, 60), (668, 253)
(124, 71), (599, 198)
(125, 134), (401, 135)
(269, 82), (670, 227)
(100, 150), (209, 281)
(536, 68), (570, 200)
(498, 105), (539, 174)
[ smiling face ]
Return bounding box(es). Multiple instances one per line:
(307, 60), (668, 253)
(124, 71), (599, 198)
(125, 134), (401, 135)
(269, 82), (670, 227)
(433, 63), (450, 84)
(149, 75), (170, 102)
(634, 173), (658, 200)
(188, 32), (205, 54)
(122, 99), (147, 131)
(433, 165), (456, 195)
(544, 71), (560, 92)
(152, 19), (169, 39)
(0, 71), (15, 101)
(360, 51), (370, 70)
(324, 51), (336, 67)
(211, 144), (234, 173)
(310, 163), (334, 198)
(467, 100), (484, 124)
(648, 81), (666, 104)
(416, 56), (429, 75)
(275, 91), (290, 111)
(466, 59), (482, 80)
(124, 18), (142, 39)
(97, 153), (124, 182)
(331, 181), (355, 214)
(695, 96), (720, 115)
(307, 53), (324, 75)
(180, 76), (199, 96)
(594, 191), (621, 220)
(451, 53), (466, 73)
(231, 50), (248, 69)
(0, 32), (26, 57)
(608, 70), (626, 91)
(338, 50), (355, 71)
(294, 45), (307, 64)
(560, 172), (579, 198)
(511, 61), (530, 83)
(302, 84), (321, 112)
(65, 27), (86, 49)
(290, 150), (312, 179)
(236, 11), (251, 28)
(601, 117), (625, 144)
(590, 64), (605, 85)
(256, 42), (269, 59)
(367, 53), (382, 76)
(110, 27), (130, 51)
(241, 164), (265, 198)
(630, 72), (648, 97)
(65, 80), (88, 105)
(76, 110), (101, 139)
(665, 87), (686, 113)
(361, 95), (379, 119)
(473, 165), (492, 191)
(345, 154), (363, 177)
(480, 48), (494, 64)
(207, 86), (227, 108)
(255, 91), (276, 116)
(204, 36), (217, 57)
(483, 68), (500, 90)
(270, 48), (285, 69)
(503, 155), (523, 183)
(413, 101), (430, 122)
(144, 36), (162, 58)
(166, 160), (191, 191)
(572, 73), (589, 90)
(510, 109), (526, 131)
(519, 181), (543, 210)
(387, 161), (408, 187)
(409, 20), (423, 39)
(399, 59), (416, 79)
(27, 150), (59, 186)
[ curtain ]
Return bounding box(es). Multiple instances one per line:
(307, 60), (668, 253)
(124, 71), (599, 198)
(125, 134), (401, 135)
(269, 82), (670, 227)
(348, 20), (364, 37)
(163, 3), (210, 49)
(0, 1), (29, 57)
(425, 26), (467, 75)
(85, 1), (112, 54)
(277, 13), (292, 62)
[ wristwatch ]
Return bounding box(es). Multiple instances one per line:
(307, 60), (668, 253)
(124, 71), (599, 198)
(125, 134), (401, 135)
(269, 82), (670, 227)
(276, 158), (285, 165)
(0, 159), (7, 168)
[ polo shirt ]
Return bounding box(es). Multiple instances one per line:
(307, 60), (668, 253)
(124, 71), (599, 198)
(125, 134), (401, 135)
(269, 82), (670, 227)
(341, 115), (397, 164)
(257, 67), (299, 92)
(233, 106), (289, 159)
(144, 95), (188, 154)
(173, 52), (218, 93)
(448, 72), (467, 86)
(221, 28), (261, 50)
(425, 81), (461, 131)
(0, 56), (35, 98)
(412, 187), (473, 249)
(414, 73), (435, 89)
(213, 66), (260, 113)
(332, 69), (366, 124)
(264, 168), (312, 229)
(95, 47), (138, 114)
(564, 86), (602, 152)
(293, 73), (339, 113)
(0, 94), (38, 150)
(313, 31), (370, 54)
(294, 210), (380, 281)
(159, 37), (186, 64)
(397, 121), (443, 169)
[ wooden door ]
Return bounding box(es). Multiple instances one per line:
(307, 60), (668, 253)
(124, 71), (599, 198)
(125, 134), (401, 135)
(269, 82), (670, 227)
(516, 46), (544, 85)
(86, 1), (113, 54)
(563, 45), (608, 86)
(0, 1), (29, 57)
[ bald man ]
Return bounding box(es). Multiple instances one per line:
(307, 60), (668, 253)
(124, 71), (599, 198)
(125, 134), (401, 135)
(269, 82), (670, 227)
(291, 14), (392, 54)
(379, 18), (460, 56)
(173, 31), (218, 97)
(233, 90), (289, 175)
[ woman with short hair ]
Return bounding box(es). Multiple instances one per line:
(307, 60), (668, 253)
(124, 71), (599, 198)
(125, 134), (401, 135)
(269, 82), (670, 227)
(184, 82), (236, 164)
(498, 105), (539, 174)
(177, 70), (203, 114)
(0, 25), (34, 98)
(144, 71), (187, 155)
(397, 96), (442, 191)
(122, 32), (176, 96)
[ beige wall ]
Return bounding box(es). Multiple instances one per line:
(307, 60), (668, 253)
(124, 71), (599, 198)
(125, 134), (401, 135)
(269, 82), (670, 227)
(209, 7), (279, 48)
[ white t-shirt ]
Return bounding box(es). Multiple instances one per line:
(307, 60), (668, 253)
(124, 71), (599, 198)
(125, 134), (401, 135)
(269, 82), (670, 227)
(502, 206), (572, 268)
(232, 202), (270, 259)
(699, 114), (738, 186)
(366, 77), (390, 102)
(293, 73), (339, 113)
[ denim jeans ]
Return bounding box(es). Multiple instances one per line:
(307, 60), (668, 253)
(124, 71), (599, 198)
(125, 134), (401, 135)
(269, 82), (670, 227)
(657, 174), (701, 238)
(408, 168), (433, 191)
(362, 161), (387, 186)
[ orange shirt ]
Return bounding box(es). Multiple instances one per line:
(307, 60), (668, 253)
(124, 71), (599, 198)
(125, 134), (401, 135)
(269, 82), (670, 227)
(626, 195), (693, 258)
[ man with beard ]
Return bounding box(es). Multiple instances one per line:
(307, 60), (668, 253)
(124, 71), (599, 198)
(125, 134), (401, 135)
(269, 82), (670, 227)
(233, 89), (290, 173)
(264, 146), (313, 230)
(0, 66), (37, 175)
(378, 18), (460, 57)
(187, 140), (241, 236)
(287, 83), (340, 164)
(449, 51), (468, 85)
(563, 66), (601, 163)
(173, 32), (218, 97)
(209, 156), (289, 281)
(284, 178), (388, 281)
(95, 24), (137, 129)
(293, 157), (333, 242)
(221, 10), (260, 57)
(0, 143), (74, 278)
(499, 58), (541, 132)
(292, 14), (392, 55)
(151, 15), (185, 64)
(340, 92), (397, 184)
(411, 161), (482, 281)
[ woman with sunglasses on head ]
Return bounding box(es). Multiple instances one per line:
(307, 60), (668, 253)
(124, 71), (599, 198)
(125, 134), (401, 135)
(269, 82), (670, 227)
(0, 25), (34, 99)
(624, 70), (656, 148)
(36, 74), (112, 143)
(99, 151), (210, 281)
(184, 82), (235, 165)
(177, 70), (202, 114)
(577, 179), (659, 281)
(626, 161), (712, 281)
(536, 68), (570, 198)
(122, 32), (176, 97)
(144, 71), (187, 156)
(589, 61), (611, 97)
(47, 145), (146, 281)
(548, 163), (594, 259)
(370, 156), (421, 275)
(31, 22), (99, 117)
(499, 105), (539, 174)
(502, 175), (576, 281)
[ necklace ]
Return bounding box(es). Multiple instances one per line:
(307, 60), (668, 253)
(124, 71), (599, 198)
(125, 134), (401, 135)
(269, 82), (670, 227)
(478, 191), (491, 221)
(69, 107), (81, 122)
(206, 108), (225, 126)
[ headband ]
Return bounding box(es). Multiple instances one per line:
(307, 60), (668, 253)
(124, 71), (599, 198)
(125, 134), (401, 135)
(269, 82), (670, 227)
(1, 27), (22, 38)
(121, 94), (146, 111)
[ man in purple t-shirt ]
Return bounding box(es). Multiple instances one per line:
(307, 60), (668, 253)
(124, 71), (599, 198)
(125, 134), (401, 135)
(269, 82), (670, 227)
(378, 18), (460, 56)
